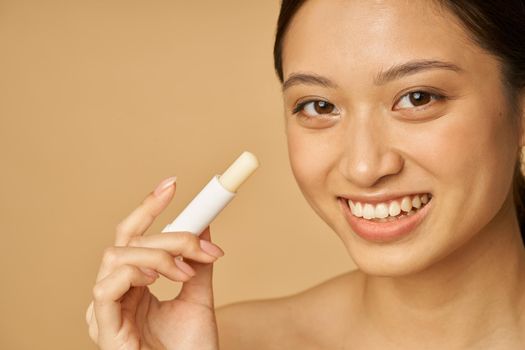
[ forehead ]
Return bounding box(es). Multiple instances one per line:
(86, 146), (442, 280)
(281, 0), (480, 82)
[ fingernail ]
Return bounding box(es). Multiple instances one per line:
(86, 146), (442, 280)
(199, 239), (225, 257)
(140, 267), (159, 279)
(154, 176), (177, 197)
(174, 258), (196, 276)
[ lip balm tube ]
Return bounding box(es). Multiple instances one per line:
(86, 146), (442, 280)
(161, 151), (259, 235)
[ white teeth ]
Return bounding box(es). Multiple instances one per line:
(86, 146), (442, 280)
(400, 196), (412, 212)
(354, 202), (363, 217)
(389, 201), (401, 216)
(374, 203), (389, 219)
(347, 194), (431, 221)
(363, 204), (375, 219)
(412, 196), (421, 209)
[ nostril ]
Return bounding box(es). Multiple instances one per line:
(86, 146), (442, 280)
(338, 141), (406, 185)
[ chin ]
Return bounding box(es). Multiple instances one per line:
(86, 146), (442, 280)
(352, 256), (430, 277)
(337, 230), (441, 278)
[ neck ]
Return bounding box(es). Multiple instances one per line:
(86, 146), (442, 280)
(360, 197), (525, 349)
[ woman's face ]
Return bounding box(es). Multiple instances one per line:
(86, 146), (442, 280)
(282, 0), (523, 275)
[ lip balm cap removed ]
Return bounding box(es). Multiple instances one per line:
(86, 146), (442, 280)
(161, 151), (259, 234)
(219, 151), (259, 192)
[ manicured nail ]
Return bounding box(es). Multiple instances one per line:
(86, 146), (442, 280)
(154, 176), (177, 197)
(199, 239), (225, 257)
(174, 258), (196, 276)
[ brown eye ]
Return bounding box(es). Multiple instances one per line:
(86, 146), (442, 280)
(395, 90), (444, 110)
(409, 91), (431, 106)
(295, 100), (338, 117)
(313, 101), (335, 114)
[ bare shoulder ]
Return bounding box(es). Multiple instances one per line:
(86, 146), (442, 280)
(216, 269), (365, 350)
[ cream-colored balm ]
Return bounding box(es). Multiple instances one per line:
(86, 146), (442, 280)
(162, 151), (259, 235)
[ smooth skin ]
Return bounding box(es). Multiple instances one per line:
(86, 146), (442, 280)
(221, 0), (525, 349)
(87, 0), (525, 349)
(86, 178), (224, 349)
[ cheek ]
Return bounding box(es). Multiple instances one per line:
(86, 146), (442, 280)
(397, 80), (517, 190)
(286, 125), (340, 197)
(416, 96), (517, 235)
(433, 103), (515, 191)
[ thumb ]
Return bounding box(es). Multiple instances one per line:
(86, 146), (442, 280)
(176, 227), (219, 308)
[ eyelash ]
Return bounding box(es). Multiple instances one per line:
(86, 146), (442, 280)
(291, 90), (448, 120)
(291, 100), (340, 123)
(394, 90), (447, 111)
(292, 102), (305, 115)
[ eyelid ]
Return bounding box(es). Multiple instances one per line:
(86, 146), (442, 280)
(292, 100), (309, 114)
(292, 98), (339, 115)
(392, 88), (448, 111)
(393, 86), (447, 101)
(292, 98), (321, 114)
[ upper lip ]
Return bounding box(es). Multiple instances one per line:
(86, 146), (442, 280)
(338, 192), (432, 205)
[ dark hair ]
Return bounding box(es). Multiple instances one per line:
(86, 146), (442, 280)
(273, 0), (525, 245)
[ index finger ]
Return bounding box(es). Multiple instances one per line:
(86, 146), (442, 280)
(114, 176), (176, 246)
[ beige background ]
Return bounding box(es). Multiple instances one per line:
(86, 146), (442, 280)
(0, 1), (355, 348)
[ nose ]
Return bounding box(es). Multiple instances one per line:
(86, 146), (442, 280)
(338, 116), (404, 188)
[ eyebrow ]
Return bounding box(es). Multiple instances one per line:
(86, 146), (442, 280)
(282, 59), (463, 91)
(374, 59), (463, 85)
(282, 72), (338, 91)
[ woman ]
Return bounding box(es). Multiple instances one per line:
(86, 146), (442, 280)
(86, 0), (525, 348)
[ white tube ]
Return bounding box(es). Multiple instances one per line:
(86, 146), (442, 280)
(161, 175), (235, 234)
(162, 151), (259, 235)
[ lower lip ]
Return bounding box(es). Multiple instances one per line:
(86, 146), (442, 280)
(339, 197), (432, 243)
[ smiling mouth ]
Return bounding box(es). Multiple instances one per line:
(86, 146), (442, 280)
(338, 193), (433, 242)
(340, 193), (433, 223)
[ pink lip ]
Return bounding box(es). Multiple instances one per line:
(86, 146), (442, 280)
(339, 197), (432, 243)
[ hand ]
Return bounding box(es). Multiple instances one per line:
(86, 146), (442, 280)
(86, 177), (224, 350)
